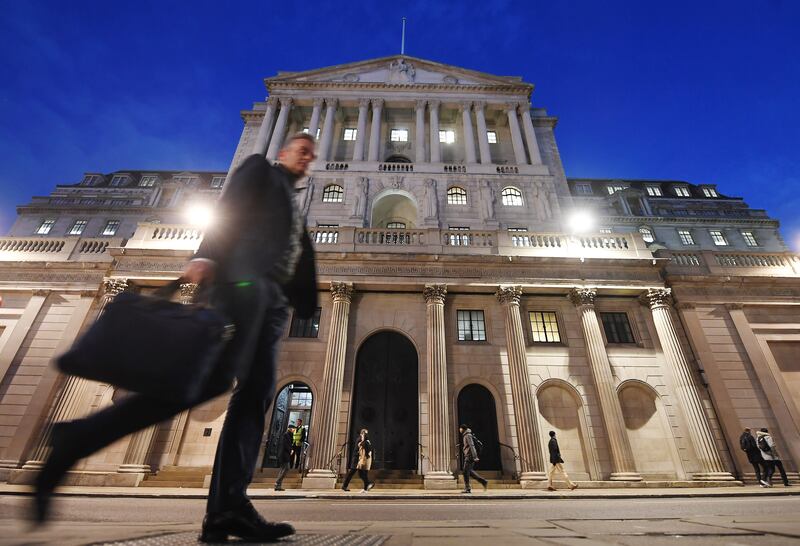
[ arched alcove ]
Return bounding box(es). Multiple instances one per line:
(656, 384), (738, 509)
(370, 191), (418, 228)
(537, 382), (592, 480)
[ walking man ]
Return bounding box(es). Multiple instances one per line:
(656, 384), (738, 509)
(291, 418), (307, 469)
(739, 427), (766, 486)
(274, 424), (295, 491)
(459, 424), (488, 493)
(757, 428), (791, 487)
(547, 430), (578, 491)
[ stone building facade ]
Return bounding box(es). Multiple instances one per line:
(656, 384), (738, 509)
(1, 56), (799, 489)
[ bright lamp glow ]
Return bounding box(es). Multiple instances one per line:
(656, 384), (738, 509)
(568, 210), (595, 234)
(186, 204), (214, 228)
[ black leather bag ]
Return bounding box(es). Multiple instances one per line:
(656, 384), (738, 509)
(57, 281), (234, 404)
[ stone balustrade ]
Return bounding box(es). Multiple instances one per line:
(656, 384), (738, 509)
(658, 249), (800, 277)
(311, 160), (550, 177)
(125, 223), (204, 250)
(0, 236), (121, 262)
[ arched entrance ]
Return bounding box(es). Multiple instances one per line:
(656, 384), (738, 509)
(457, 384), (502, 471)
(349, 331), (418, 470)
(370, 191), (418, 229)
(262, 382), (313, 468)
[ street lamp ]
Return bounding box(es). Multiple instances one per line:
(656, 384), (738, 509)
(185, 204), (214, 228)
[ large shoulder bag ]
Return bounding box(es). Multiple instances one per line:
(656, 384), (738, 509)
(57, 280), (234, 404)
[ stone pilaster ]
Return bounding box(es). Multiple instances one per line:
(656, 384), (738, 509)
(496, 286), (546, 485)
(415, 100), (427, 163)
(252, 96), (278, 156)
(519, 103), (542, 165)
(265, 97), (293, 160)
(304, 282), (354, 489)
(568, 288), (641, 481)
(641, 289), (735, 481)
(308, 98), (325, 142)
(460, 102), (477, 164)
(506, 103), (527, 165)
(429, 100), (441, 163)
(353, 99), (370, 161)
(317, 98), (338, 162)
(474, 101), (492, 164)
(368, 99), (384, 162)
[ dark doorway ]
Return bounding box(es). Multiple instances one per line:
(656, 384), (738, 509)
(349, 331), (418, 470)
(262, 382), (313, 468)
(457, 384), (502, 471)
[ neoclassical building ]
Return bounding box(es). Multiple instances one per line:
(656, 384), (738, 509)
(1, 56), (798, 489)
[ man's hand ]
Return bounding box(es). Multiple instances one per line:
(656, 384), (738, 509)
(183, 259), (216, 284)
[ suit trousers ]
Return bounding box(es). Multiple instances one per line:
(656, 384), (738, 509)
(462, 459), (486, 491)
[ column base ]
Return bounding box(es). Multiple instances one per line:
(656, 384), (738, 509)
(424, 471), (458, 490)
(519, 471), (548, 488)
(8, 469), (143, 487)
(609, 472), (643, 482)
(0, 459), (20, 481)
(301, 469), (337, 489)
(117, 464), (151, 474)
(21, 460), (45, 471)
(693, 471), (737, 481)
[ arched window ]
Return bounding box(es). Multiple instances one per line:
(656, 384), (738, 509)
(386, 222), (406, 229)
(322, 184), (344, 203)
(447, 186), (467, 205)
(638, 226), (655, 243)
(501, 186), (523, 206)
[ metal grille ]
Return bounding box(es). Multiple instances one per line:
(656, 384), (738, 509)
(92, 531), (390, 546)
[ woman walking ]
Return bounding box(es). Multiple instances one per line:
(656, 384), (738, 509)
(341, 428), (374, 492)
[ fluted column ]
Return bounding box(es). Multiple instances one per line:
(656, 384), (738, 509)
(352, 99), (370, 161)
(422, 285), (455, 488)
(428, 100), (441, 163)
(496, 286), (545, 484)
(22, 279), (128, 470)
(506, 103), (527, 165)
(252, 96), (278, 156)
(569, 288), (641, 481)
(415, 100), (427, 163)
(641, 288), (734, 481)
(519, 103), (542, 165)
(474, 101), (492, 164)
(367, 99), (384, 162)
(304, 282), (354, 488)
(265, 97), (293, 160)
(460, 102), (477, 164)
(317, 98), (338, 161)
(308, 98), (324, 141)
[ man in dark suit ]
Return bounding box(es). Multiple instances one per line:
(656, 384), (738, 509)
(34, 133), (318, 543)
(274, 423), (295, 491)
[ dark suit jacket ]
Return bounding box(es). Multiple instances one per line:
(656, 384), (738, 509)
(194, 154), (318, 318)
(548, 437), (564, 465)
(278, 430), (294, 465)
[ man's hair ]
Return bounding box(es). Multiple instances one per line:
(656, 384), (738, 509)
(459, 424), (468, 430)
(549, 430), (556, 437)
(744, 427), (751, 432)
(761, 428), (769, 433)
(283, 131), (315, 149)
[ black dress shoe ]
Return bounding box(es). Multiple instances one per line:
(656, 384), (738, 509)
(32, 422), (77, 525)
(200, 501), (295, 542)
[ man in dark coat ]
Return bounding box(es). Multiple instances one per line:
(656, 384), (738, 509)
(547, 430), (578, 491)
(274, 424), (295, 491)
(459, 424), (488, 493)
(34, 134), (318, 542)
(739, 427), (766, 485)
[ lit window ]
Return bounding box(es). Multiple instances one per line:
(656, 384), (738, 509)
(302, 127), (321, 139)
(288, 307), (321, 338)
(386, 222), (406, 229)
(102, 220), (120, 236)
(600, 312), (635, 344)
(322, 184), (344, 203)
(314, 224), (339, 244)
(343, 128), (357, 141)
(210, 176), (225, 189)
(290, 391), (313, 406)
(174, 176), (197, 186)
(638, 226), (655, 243)
(457, 310), (486, 341)
(709, 230), (728, 246)
(607, 184), (626, 194)
(109, 175), (127, 187)
(439, 130), (456, 144)
(575, 183), (593, 195)
(646, 186), (662, 196)
(529, 311), (561, 343)
(674, 186), (691, 197)
(69, 220), (88, 235)
(139, 175), (157, 187)
(702, 187), (718, 198)
(501, 186), (523, 206)
(487, 131), (497, 144)
(741, 231), (758, 247)
(36, 220), (55, 235)
(390, 129), (408, 142)
(677, 229), (695, 245)
(82, 175), (100, 186)
(447, 186), (467, 205)
(448, 226), (470, 246)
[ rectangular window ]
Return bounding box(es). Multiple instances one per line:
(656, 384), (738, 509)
(677, 229), (695, 245)
(109, 175), (126, 187)
(486, 131), (497, 144)
(600, 312), (635, 344)
(607, 184), (625, 194)
(343, 128), (357, 141)
(674, 186), (691, 197)
(36, 219), (55, 235)
(82, 175), (99, 186)
(646, 186), (662, 196)
(69, 220), (88, 235)
(102, 220), (120, 236)
(575, 183), (593, 195)
(173, 176), (196, 186)
(288, 307), (322, 338)
(302, 127), (321, 139)
(210, 176), (225, 189)
(139, 175), (157, 187)
(709, 230), (728, 246)
(457, 310), (486, 342)
(702, 187), (718, 198)
(439, 129), (456, 144)
(448, 226), (470, 246)
(390, 129), (408, 142)
(529, 311), (561, 343)
(290, 391), (312, 406)
(741, 231), (758, 247)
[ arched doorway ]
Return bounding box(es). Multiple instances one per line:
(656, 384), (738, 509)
(457, 384), (502, 471)
(349, 331), (418, 470)
(262, 382), (313, 468)
(619, 383), (680, 479)
(537, 383), (592, 480)
(370, 191), (418, 229)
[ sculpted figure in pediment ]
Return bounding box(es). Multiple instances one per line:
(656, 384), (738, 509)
(388, 58), (416, 83)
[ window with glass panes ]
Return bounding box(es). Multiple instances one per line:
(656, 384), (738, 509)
(741, 231), (758, 247)
(343, 128), (357, 141)
(529, 311), (561, 343)
(639, 226), (655, 243)
(102, 220), (120, 236)
(139, 175), (157, 187)
(646, 186), (662, 196)
(386, 222), (406, 229)
(702, 187), (718, 197)
(677, 229), (695, 245)
(302, 127), (321, 139)
(457, 310), (486, 341)
(288, 307), (321, 338)
(575, 183), (593, 195)
(607, 185), (625, 194)
(390, 129), (408, 142)
(69, 220), (88, 235)
(709, 230), (728, 246)
(501, 187), (523, 206)
(210, 176), (225, 189)
(600, 312), (635, 344)
(447, 186), (467, 204)
(322, 184), (343, 203)
(439, 129), (455, 144)
(290, 391), (312, 407)
(110, 175), (127, 187)
(674, 186), (691, 197)
(36, 220), (55, 235)
(486, 131), (497, 144)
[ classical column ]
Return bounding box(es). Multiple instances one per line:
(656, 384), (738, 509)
(415, 100), (427, 163)
(474, 101), (492, 164)
(367, 99), (384, 162)
(428, 100), (441, 163)
(304, 282), (354, 489)
(22, 279), (128, 470)
(506, 103), (528, 165)
(422, 285), (455, 488)
(308, 98), (324, 141)
(265, 97), (293, 160)
(568, 288), (641, 481)
(316, 98), (338, 162)
(519, 103), (543, 165)
(251, 96), (278, 156)
(640, 288), (734, 481)
(496, 286), (545, 485)
(460, 102), (477, 164)
(352, 99), (370, 161)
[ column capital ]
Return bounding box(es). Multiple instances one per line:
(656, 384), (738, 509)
(279, 97), (294, 107)
(423, 284), (447, 304)
(415, 99), (427, 110)
(639, 287), (673, 309)
(179, 282), (199, 305)
(496, 285), (522, 306)
(358, 98), (371, 108)
(266, 96), (279, 107)
(324, 97), (338, 108)
(725, 302), (745, 311)
(505, 102), (521, 112)
(568, 287), (596, 307)
(520, 101), (533, 111)
(330, 281), (354, 303)
(428, 99), (441, 110)
(312, 97), (325, 108)
(371, 98), (384, 108)
(473, 100), (487, 110)
(102, 278), (128, 297)
(675, 301), (696, 310)
(459, 101), (473, 113)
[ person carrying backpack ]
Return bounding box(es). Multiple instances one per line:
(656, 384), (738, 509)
(459, 424), (488, 493)
(739, 427), (767, 486)
(757, 428), (790, 487)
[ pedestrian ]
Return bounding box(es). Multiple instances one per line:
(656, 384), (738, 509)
(458, 424), (488, 493)
(341, 428), (375, 492)
(739, 427), (767, 486)
(33, 133), (319, 543)
(757, 428), (791, 487)
(547, 430), (578, 491)
(274, 424), (295, 491)
(291, 418), (307, 469)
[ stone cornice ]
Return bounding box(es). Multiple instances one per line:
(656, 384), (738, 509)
(266, 81), (532, 96)
(599, 215), (780, 228)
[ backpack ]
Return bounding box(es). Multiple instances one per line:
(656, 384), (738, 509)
(757, 435), (771, 453)
(472, 434), (484, 457)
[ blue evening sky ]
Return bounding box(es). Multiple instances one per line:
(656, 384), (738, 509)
(1, 1), (798, 248)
